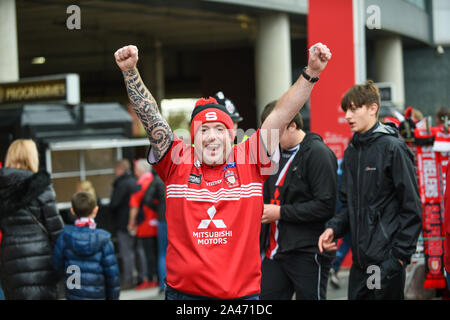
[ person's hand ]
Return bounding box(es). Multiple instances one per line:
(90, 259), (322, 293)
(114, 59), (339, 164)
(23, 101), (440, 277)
(261, 204), (281, 224)
(127, 221), (137, 235)
(114, 45), (139, 71)
(306, 42), (332, 78)
(318, 228), (338, 253)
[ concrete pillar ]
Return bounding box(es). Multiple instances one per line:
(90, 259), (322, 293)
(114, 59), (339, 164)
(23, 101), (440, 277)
(154, 39), (165, 110)
(141, 40), (164, 111)
(0, 0), (19, 82)
(255, 13), (292, 125)
(353, 0), (367, 84)
(375, 36), (405, 109)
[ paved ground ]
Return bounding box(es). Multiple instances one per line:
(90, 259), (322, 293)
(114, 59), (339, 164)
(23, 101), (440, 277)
(326, 268), (350, 300)
(120, 286), (164, 300)
(119, 268), (351, 300)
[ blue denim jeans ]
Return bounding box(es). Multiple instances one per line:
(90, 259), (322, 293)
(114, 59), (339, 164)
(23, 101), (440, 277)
(0, 284), (5, 300)
(157, 222), (168, 290)
(165, 286), (259, 300)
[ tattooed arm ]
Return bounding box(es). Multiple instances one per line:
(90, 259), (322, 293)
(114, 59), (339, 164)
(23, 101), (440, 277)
(115, 45), (173, 161)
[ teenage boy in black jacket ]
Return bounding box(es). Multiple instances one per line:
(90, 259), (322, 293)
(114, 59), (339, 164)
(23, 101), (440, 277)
(260, 101), (338, 300)
(318, 80), (422, 300)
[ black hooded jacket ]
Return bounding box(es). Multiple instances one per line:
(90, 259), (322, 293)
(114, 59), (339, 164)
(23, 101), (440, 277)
(109, 172), (138, 233)
(0, 168), (64, 300)
(325, 122), (422, 267)
(261, 132), (338, 255)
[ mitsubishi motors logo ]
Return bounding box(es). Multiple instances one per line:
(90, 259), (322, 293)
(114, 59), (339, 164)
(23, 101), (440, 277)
(193, 206), (232, 245)
(197, 206), (226, 229)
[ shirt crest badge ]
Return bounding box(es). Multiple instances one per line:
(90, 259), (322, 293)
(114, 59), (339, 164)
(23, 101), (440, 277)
(224, 170), (238, 187)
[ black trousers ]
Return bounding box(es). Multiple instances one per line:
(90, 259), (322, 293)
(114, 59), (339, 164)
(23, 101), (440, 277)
(136, 236), (158, 282)
(260, 251), (331, 300)
(348, 258), (405, 300)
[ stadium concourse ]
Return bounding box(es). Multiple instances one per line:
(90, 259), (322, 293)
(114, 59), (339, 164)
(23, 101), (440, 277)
(118, 273), (351, 300)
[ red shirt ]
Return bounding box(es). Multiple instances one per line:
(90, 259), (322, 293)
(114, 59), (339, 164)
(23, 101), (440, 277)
(129, 172), (158, 237)
(149, 130), (278, 298)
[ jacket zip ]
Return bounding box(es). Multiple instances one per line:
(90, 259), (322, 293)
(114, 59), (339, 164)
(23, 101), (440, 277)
(377, 211), (389, 240)
(356, 147), (363, 268)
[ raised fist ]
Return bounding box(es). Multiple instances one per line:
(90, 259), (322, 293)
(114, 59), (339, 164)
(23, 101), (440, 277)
(307, 42), (332, 77)
(114, 45), (139, 71)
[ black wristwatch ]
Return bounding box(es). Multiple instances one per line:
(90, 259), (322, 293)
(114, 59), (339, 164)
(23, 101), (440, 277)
(302, 67), (319, 83)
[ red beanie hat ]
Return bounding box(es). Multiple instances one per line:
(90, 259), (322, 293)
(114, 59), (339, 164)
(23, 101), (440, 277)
(190, 97), (234, 143)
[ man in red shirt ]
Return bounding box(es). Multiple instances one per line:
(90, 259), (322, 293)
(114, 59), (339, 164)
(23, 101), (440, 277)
(115, 42), (332, 299)
(128, 158), (159, 289)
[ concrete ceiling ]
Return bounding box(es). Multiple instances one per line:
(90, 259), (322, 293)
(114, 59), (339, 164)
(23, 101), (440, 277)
(16, 0), (307, 77)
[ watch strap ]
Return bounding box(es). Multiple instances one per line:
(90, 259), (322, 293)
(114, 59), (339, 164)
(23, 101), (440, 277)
(302, 67), (319, 83)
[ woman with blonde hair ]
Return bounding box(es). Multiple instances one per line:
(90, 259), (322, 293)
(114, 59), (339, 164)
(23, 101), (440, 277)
(0, 139), (64, 299)
(77, 180), (97, 199)
(76, 179), (109, 231)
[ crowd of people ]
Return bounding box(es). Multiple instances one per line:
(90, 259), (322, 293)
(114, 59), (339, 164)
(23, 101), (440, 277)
(110, 158), (165, 291)
(0, 138), (167, 300)
(0, 41), (448, 300)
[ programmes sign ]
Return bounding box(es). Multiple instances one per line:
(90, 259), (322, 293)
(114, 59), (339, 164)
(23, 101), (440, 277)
(0, 74), (80, 106)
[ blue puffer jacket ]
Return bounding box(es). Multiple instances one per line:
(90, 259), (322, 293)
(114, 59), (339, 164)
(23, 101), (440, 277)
(53, 225), (120, 300)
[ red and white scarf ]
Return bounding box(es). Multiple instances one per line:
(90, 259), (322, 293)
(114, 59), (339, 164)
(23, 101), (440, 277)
(75, 217), (97, 229)
(415, 128), (447, 289)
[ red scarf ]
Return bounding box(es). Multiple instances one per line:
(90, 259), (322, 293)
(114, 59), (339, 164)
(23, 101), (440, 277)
(75, 218), (97, 229)
(415, 128), (447, 289)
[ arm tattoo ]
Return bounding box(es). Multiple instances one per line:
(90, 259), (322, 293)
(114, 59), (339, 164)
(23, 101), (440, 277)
(122, 69), (173, 161)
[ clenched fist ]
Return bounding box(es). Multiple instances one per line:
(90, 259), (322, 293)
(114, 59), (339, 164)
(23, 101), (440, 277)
(306, 42), (332, 77)
(114, 45), (139, 71)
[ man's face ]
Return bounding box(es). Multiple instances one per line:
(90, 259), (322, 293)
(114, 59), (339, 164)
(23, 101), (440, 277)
(193, 122), (233, 166)
(279, 123), (296, 150)
(114, 166), (124, 177)
(345, 103), (378, 133)
(134, 166), (142, 178)
(233, 122), (238, 135)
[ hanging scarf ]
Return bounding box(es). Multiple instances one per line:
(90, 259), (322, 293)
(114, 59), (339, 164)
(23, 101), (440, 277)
(415, 128), (447, 289)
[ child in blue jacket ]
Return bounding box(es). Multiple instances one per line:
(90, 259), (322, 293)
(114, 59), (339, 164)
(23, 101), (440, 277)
(53, 191), (120, 300)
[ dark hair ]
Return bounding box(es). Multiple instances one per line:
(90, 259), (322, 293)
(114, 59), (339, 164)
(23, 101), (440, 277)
(71, 191), (97, 218)
(341, 80), (381, 117)
(436, 107), (450, 125)
(260, 100), (303, 130)
(115, 159), (130, 171)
